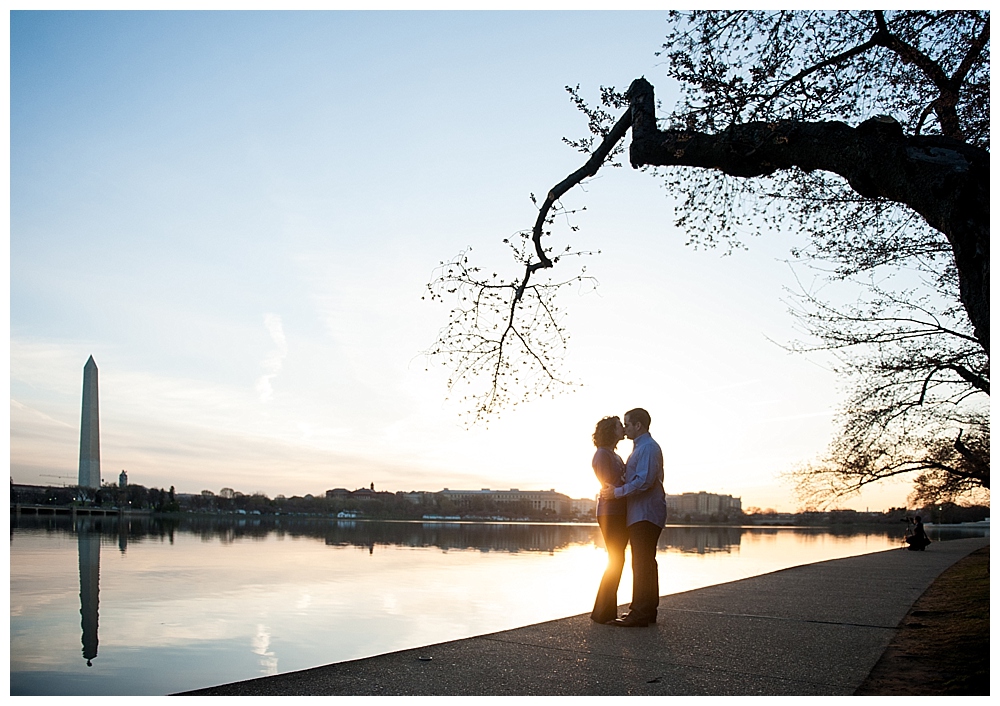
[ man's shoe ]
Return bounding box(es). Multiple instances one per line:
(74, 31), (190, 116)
(612, 614), (652, 627)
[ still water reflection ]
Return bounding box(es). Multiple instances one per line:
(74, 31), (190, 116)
(10, 515), (984, 695)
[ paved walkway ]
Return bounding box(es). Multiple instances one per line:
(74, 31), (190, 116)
(180, 536), (988, 696)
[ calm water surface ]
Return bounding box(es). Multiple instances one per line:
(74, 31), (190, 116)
(10, 515), (987, 695)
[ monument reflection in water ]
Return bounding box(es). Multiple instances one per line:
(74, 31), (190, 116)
(13, 514), (977, 696)
(75, 516), (135, 669)
(78, 524), (100, 666)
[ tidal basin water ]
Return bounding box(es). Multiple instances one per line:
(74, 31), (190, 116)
(10, 515), (987, 695)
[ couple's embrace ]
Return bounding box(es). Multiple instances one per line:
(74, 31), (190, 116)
(590, 408), (667, 627)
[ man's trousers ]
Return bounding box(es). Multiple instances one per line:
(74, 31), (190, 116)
(627, 520), (663, 622)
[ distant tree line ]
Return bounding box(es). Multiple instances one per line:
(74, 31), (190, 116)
(744, 503), (989, 526)
(106, 483), (180, 512)
(13, 481), (988, 526)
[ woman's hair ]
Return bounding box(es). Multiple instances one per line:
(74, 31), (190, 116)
(593, 416), (621, 448)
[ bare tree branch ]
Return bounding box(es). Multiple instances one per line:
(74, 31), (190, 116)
(520, 106), (633, 297)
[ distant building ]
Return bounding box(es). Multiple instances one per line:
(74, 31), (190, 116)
(438, 488), (572, 515)
(397, 491), (435, 504)
(325, 487), (395, 500)
(118, 470), (128, 488)
(570, 497), (598, 517)
(323, 486), (593, 516)
(667, 492), (742, 519)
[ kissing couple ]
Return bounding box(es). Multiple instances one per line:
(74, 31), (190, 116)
(590, 408), (667, 627)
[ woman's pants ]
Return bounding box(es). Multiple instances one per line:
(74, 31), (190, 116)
(591, 513), (629, 622)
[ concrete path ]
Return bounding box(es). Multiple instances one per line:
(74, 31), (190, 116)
(180, 536), (988, 696)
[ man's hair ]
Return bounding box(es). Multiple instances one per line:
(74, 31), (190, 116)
(592, 416), (621, 448)
(625, 408), (651, 430)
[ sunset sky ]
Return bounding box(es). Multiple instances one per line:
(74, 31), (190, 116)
(9, 10), (917, 512)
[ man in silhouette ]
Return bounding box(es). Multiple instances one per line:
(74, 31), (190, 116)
(600, 408), (667, 626)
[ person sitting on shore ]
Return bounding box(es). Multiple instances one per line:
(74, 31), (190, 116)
(905, 515), (931, 551)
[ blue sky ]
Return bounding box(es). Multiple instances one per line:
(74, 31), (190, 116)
(9, 10), (916, 511)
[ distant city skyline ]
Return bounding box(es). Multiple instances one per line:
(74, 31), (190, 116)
(20, 475), (737, 505)
(10, 11), (919, 512)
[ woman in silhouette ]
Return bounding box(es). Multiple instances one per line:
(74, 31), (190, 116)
(590, 415), (628, 623)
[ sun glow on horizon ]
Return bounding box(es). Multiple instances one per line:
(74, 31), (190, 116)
(10, 11), (921, 515)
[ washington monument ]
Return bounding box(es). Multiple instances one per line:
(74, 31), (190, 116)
(78, 356), (101, 489)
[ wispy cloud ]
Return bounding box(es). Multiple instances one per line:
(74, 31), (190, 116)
(256, 313), (288, 403)
(759, 409), (835, 423)
(10, 398), (76, 429)
(707, 379), (762, 393)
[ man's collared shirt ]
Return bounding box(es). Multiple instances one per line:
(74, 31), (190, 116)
(613, 432), (667, 527)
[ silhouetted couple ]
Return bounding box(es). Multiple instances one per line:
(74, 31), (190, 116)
(590, 408), (667, 627)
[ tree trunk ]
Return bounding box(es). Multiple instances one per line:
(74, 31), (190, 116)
(626, 77), (990, 355)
